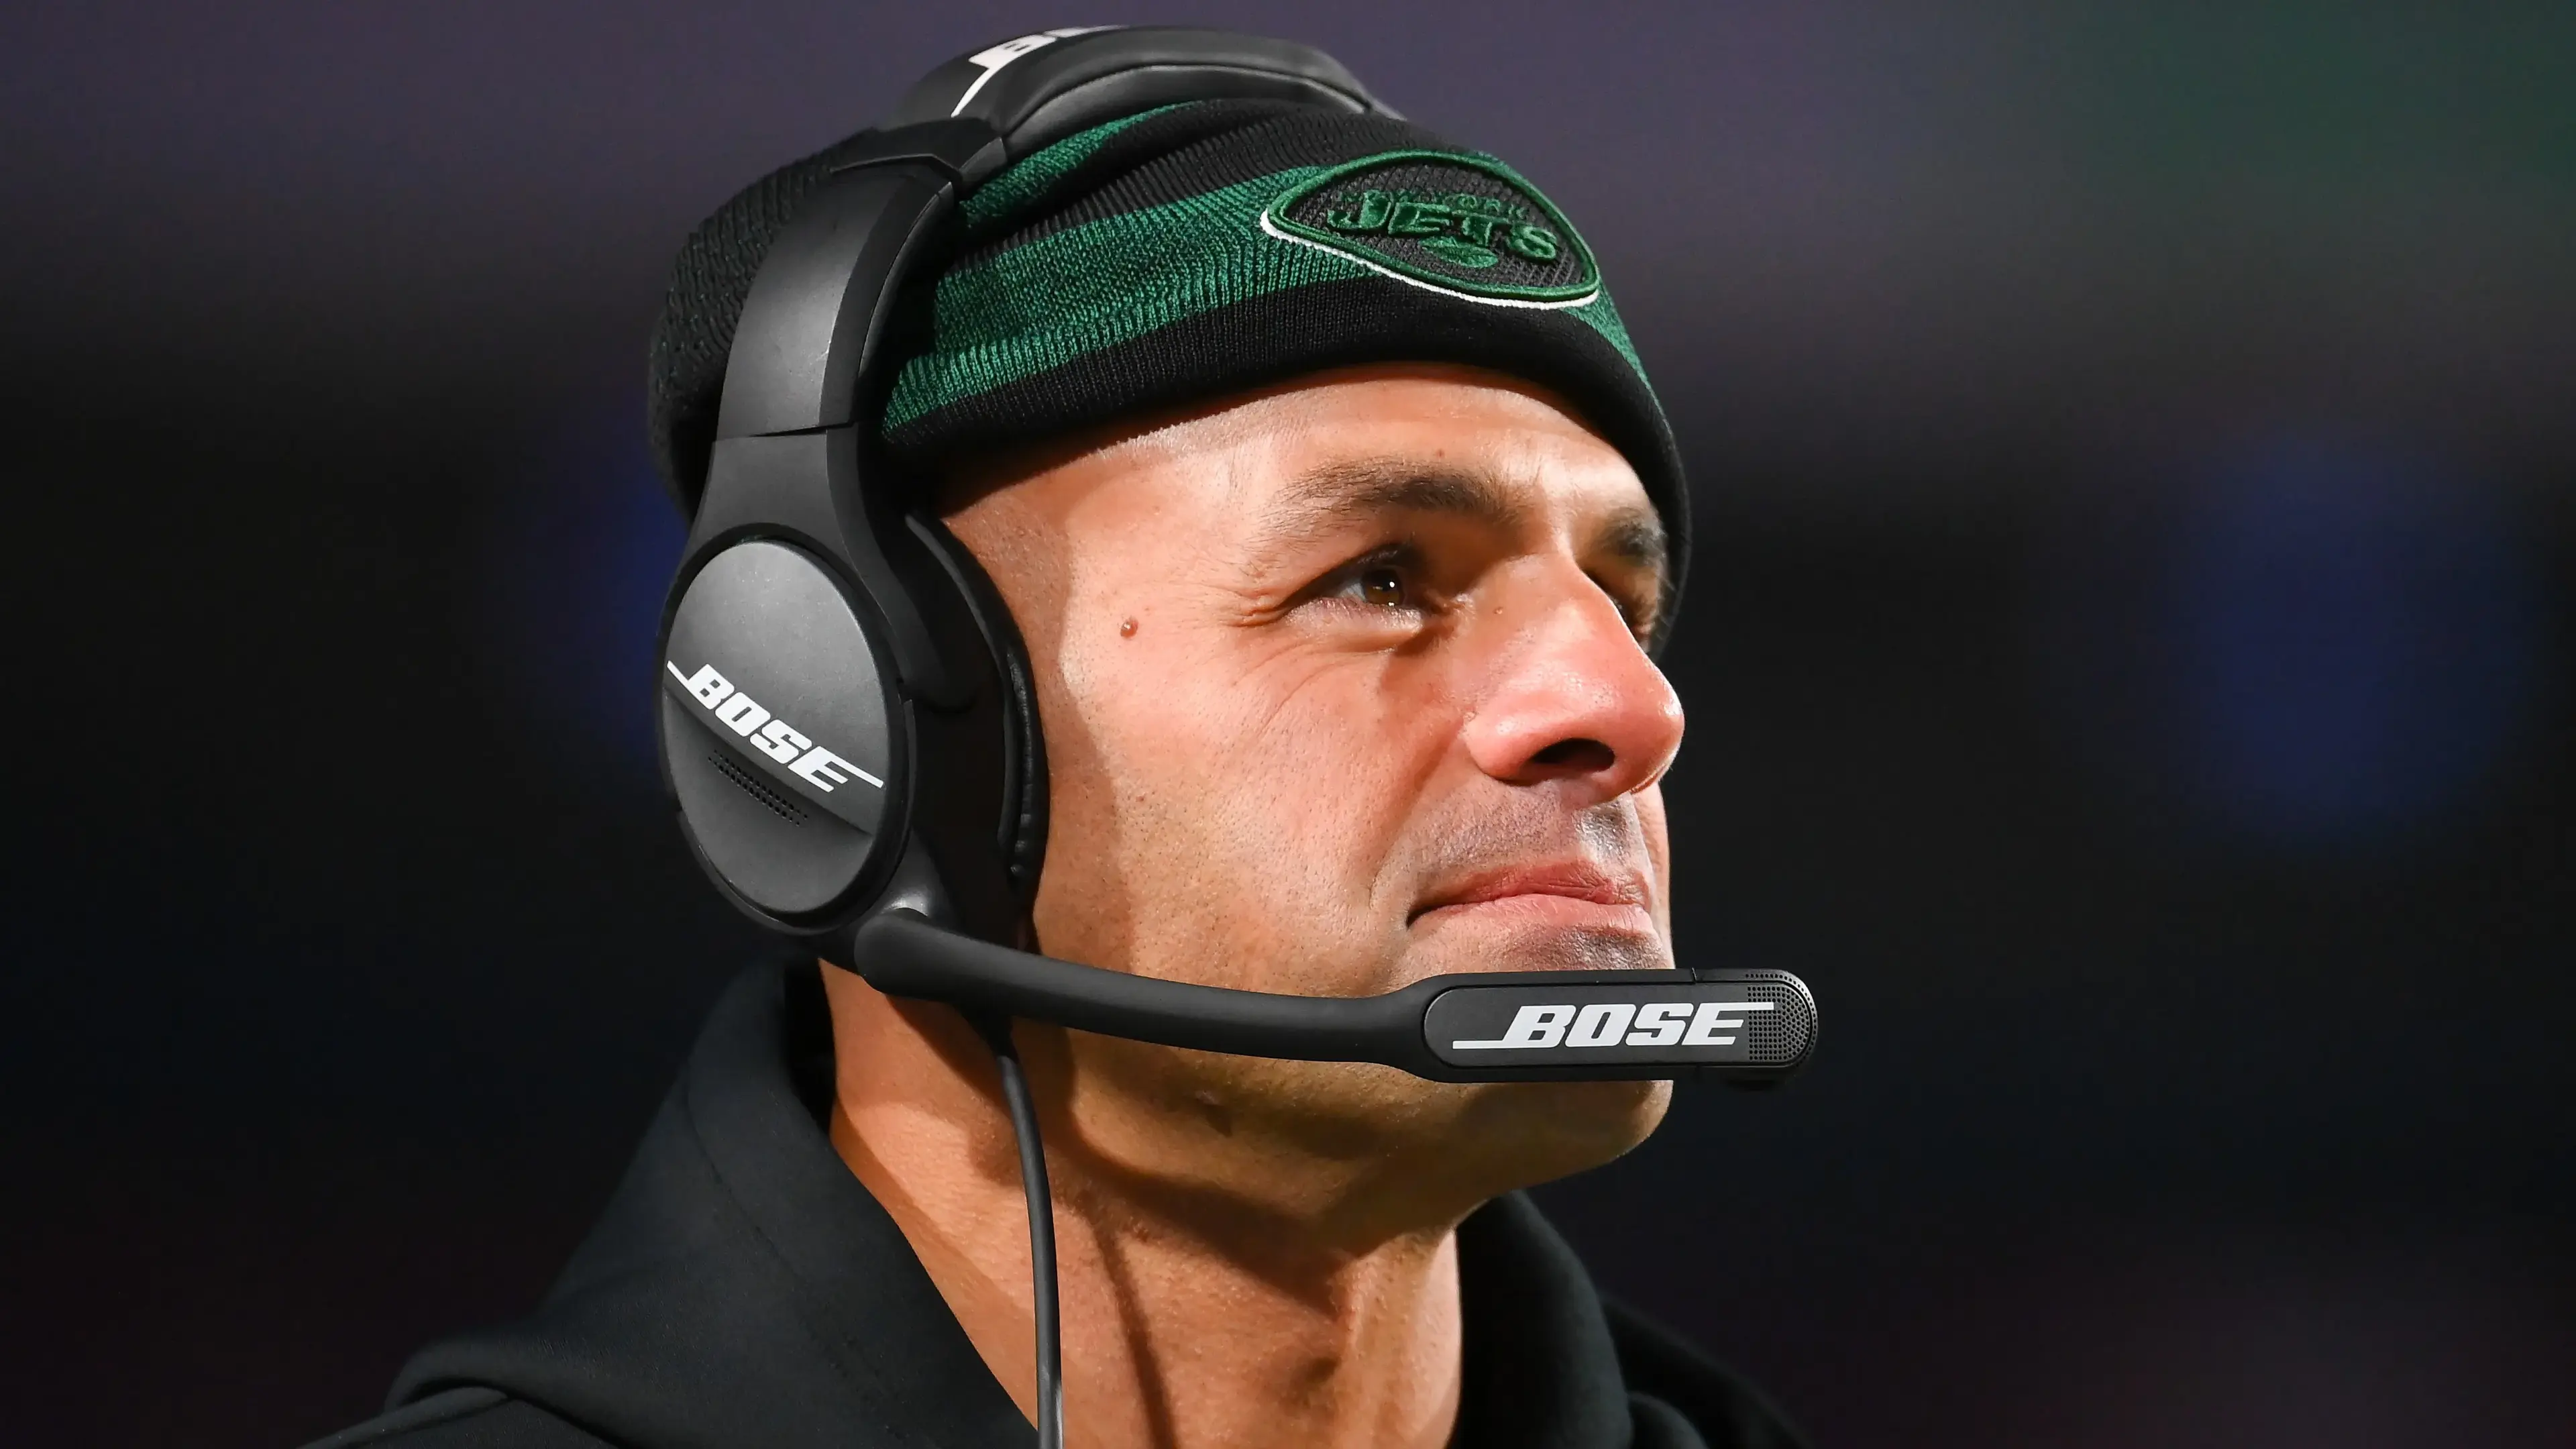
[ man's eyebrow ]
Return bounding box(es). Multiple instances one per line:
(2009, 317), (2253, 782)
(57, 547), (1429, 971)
(1590, 503), (1670, 634)
(1593, 505), (1666, 574)
(1249, 456), (1668, 620)
(1254, 458), (1529, 553)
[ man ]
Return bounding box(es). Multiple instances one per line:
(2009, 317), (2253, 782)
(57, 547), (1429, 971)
(313, 48), (1804, 1449)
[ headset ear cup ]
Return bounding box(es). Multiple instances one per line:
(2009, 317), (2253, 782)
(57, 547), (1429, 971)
(659, 538), (910, 922)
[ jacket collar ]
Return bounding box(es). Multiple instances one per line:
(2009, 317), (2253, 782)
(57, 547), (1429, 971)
(394, 962), (1666, 1448)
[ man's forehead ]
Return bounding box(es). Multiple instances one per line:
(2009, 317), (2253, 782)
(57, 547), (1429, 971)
(1118, 366), (1635, 488)
(965, 367), (1666, 576)
(1255, 452), (1664, 567)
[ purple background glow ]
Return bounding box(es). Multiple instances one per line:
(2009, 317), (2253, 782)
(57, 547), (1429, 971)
(2, 5), (2569, 1444)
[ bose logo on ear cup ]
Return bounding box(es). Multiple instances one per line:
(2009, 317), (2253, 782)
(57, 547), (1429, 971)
(666, 661), (883, 793)
(1447, 1000), (1776, 1052)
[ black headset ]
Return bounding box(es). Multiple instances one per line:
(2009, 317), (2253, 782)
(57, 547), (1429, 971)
(654, 28), (1815, 1444)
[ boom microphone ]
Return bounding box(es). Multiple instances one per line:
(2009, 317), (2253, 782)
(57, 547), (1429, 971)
(853, 910), (1819, 1087)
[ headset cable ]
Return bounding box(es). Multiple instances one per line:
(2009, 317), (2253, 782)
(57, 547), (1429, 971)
(979, 1018), (1065, 1449)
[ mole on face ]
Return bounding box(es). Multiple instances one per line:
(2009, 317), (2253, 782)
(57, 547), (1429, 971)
(1120, 617), (1138, 638)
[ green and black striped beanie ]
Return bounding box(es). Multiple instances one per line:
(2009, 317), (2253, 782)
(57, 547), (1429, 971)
(650, 99), (1688, 607)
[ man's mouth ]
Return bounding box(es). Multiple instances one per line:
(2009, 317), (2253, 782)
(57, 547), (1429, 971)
(1408, 861), (1654, 931)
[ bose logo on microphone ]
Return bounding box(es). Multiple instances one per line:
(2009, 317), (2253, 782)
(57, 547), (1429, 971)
(1449, 1000), (1774, 1051)
(666, 661), (882, 792)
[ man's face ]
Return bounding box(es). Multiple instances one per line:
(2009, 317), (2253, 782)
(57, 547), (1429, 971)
(942, 364), (1686, 1219)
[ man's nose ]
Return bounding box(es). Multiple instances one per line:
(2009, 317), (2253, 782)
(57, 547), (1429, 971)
(1459, 576), (1684, 803)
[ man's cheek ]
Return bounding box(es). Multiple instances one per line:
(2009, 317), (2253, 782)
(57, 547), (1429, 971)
(1226, 714), (1413, 851)
(1631, 781), (1670, 853)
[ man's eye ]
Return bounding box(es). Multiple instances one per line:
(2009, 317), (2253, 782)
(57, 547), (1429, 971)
(1300, 547), (1430, 622)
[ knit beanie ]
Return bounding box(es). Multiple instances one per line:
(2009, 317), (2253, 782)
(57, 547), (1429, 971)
(649, 97), (1688, 619)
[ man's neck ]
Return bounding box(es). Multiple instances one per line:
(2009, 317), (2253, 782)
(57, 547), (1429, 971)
(820, 965), (1466, 1449)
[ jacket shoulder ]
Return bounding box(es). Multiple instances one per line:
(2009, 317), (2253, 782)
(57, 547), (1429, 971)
(1604, 1299), (1809, 1449)
(301, 1388), (613, 1449)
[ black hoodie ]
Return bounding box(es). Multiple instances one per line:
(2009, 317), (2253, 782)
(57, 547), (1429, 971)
(306, 963), (1805, 1449)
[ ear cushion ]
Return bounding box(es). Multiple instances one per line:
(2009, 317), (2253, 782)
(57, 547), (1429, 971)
(990, 595), (1051, 909)
(904, 514), (1051, 912)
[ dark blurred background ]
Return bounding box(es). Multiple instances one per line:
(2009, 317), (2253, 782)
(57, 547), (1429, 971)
(4, 3), (2570, 1445)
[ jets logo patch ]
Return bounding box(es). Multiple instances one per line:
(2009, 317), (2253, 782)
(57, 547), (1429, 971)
(1262, 151), (1602, 308)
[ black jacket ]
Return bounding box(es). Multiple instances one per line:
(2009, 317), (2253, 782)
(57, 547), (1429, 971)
(310, 964), (1804, 1448)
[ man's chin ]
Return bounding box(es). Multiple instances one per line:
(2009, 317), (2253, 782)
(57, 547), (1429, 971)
(1395, 914), (1679, 1189)
(1449, 1074), (1674, 1190)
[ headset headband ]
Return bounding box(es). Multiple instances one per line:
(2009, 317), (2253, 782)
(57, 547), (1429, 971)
(713, 28), (1389, 449)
